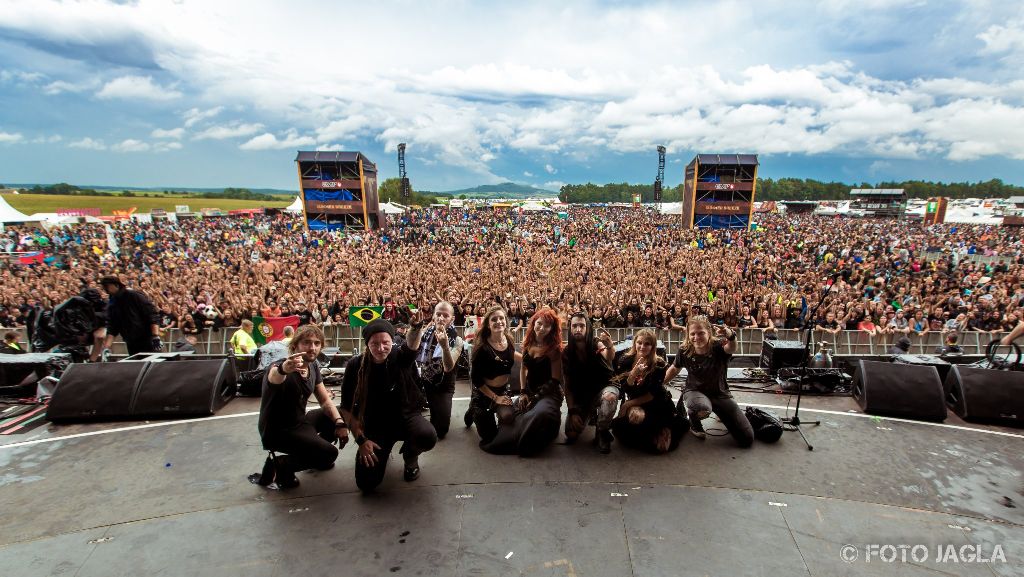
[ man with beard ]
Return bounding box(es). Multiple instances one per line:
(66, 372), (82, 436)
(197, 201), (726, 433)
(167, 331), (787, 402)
(562, 312), (616, 453)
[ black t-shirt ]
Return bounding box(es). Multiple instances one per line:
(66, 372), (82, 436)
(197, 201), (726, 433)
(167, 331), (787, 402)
(341, 345), (420, 437)
(613, 354), (669, 402)
(672, 342), (732, 397)
(563, 346), (613, 403)
(343, 360), (402, 437)
(296, 310), (313, 326)
(258, 361), (322, 442)
(471, 341), (516, 388)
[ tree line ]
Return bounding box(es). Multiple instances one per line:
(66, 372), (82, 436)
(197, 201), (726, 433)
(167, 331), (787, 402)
(558, 178), (1024, 203)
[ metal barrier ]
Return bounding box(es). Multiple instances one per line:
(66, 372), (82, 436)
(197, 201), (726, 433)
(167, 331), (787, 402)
(9, 324), (1007, 358)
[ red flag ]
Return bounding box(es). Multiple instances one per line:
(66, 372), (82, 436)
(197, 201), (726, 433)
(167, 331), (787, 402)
(252, 315), (300, 343)
(18, 252), (45, 265)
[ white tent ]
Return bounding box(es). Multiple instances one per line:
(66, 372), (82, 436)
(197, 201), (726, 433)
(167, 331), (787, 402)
(380, 202), (406, 215)
(656, 202), (683, 215)
(519, 201), (550, 212)
(0, 195), (34, 223)
(285, 195), (304, 213)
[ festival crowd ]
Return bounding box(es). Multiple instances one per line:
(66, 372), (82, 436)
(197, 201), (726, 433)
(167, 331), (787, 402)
(2, 206), (1023, 344)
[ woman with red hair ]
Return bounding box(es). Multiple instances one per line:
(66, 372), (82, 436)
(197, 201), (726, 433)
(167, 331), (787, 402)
(481, 307), (564, 456)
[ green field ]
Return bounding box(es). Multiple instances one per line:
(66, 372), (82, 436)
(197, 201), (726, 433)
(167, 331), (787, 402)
(5, 194), (292, 215)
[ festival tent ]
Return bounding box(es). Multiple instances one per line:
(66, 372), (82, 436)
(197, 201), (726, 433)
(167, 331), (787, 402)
(285, 195), (304, 213)
(518, 201), (551, 212)
(656, 202), (683, 215)
(380, 202), (406, 214)
(0, 195), (35, 224)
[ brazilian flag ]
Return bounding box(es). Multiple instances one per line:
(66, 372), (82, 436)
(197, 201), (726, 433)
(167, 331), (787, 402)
(349, 306), (384, 327)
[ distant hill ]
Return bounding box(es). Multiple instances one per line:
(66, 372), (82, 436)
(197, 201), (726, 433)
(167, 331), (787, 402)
(438, 182), (557, 198)
(6, 184), (295, 196)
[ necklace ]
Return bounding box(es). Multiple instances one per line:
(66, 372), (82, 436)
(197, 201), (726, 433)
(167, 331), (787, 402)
(488, 336), (508, 351)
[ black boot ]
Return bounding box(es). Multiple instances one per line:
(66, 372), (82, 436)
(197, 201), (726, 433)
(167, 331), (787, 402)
(257, 453), (276, 486)
(596, 429), (613, 454)
(401, 445), (420, 482)
(274, 454), (300, 489)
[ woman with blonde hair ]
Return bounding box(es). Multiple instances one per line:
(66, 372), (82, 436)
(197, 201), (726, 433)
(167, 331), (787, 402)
(609, 329), (684, 454)
(663, 316), (753, 447)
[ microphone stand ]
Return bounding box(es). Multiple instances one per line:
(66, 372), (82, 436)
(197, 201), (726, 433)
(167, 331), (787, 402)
(782, 272), (837, 451)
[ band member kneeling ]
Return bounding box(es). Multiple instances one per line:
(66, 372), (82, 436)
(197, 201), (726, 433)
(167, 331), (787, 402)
(340, 317), (437, 492)
(470, 306), (521, 444)
(664, 317), (754, 447)
(562, 312), (616, 453)
(257, 325), (347, 489)
(610, 328), (684, 454)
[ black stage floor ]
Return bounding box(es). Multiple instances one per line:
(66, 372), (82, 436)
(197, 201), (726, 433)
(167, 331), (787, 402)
(1, 379), (1021, 577)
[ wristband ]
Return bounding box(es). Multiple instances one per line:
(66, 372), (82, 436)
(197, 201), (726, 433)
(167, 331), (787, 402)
(727, 332), (736, 341)
(410, 321), (424, 330)
(335, 418), (347, 428)
(356, 434), (367, 446)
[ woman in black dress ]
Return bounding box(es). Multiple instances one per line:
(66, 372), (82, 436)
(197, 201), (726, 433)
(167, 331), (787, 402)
(609, 329), (684, 453)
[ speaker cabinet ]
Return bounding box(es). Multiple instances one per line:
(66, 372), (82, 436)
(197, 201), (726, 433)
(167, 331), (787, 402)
(48, 362), (150, 422)
(760, 340), (805, 375)
(853, 360), (946, 422)
(48, 359), (236, 422)
(944, 366), (1024, 426)
(134, 359), (236, 417)
(894, 354), (952, 383)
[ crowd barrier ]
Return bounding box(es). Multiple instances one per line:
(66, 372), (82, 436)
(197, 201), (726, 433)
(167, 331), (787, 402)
(8, 325), (1003, 359)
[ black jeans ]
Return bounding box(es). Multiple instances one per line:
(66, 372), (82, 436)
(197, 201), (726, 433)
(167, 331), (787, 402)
(679, 391), (755, 448)
(472, 393), (517, 444)
(262, 409), (339, 472)
(355, 413), (437, 492)
(423, 377), (455, 439)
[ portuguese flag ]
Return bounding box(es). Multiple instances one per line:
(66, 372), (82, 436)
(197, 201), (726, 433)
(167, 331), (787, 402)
(349, 306), (384, 327)
(251, 315), (300, 344)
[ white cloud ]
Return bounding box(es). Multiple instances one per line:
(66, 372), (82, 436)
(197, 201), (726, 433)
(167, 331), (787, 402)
(112, 139), (150, 152)
(183, 106), (224, 127)
(155, 141), (183, 152)
(239, 130), (316, 150)
(43, 79), (94, 95)
(31, 134), (62, 144)
(97, 75), (182, 101)
(69, 137), (106, 150)
(151, 127), (185, 139)
(978, 18), (1024, 57)
(544, 180), (566, 190)
(523, 171), (534, 177)
(0, 131), (24, 144)
(194, 122), (264, 140)
(3, 0), (1024, 185)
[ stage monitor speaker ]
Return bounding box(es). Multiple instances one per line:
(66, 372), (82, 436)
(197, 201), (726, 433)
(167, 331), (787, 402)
(852, 360), (946, 422)
(944, 365), (1024, 426)
(760, 340), (805, 375)
(894, 354), (953, 383)
(133, 359), (236, 417)
(48, 362), (150, 422)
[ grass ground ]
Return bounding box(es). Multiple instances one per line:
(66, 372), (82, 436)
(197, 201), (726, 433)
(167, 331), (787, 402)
(4, 194), (292, 215)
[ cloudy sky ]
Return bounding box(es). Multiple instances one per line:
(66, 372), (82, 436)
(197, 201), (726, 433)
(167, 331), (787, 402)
(1, 0), (1023, 192)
